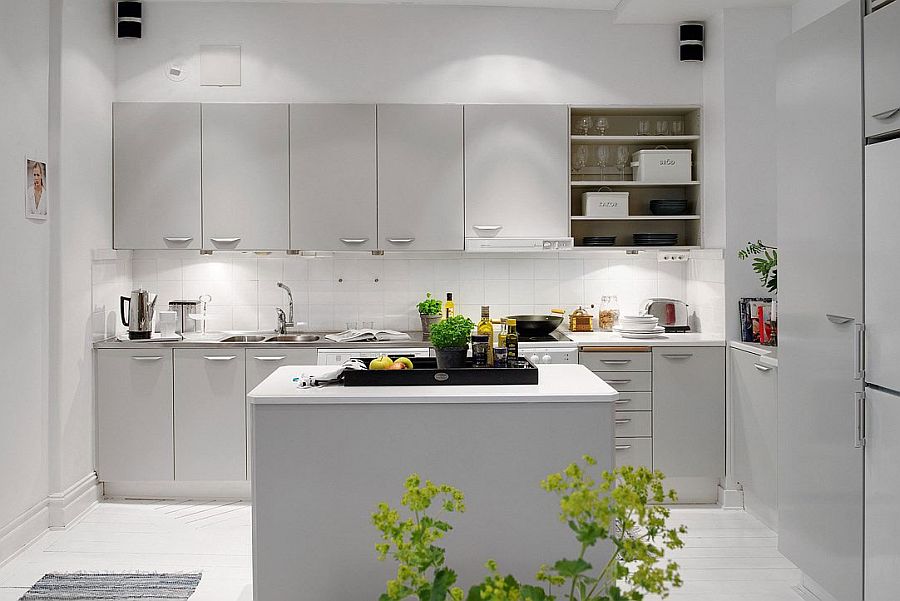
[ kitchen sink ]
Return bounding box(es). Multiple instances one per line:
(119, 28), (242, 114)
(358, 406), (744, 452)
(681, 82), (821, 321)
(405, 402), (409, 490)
(219, 335), (267, 343)
(265, 334), (321, 342)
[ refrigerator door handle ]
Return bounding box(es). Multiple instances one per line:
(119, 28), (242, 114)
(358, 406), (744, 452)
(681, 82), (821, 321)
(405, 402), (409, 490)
(826, 313), (854, 324)
(854, 391), (866, 448)
(854, 323), (865, 381)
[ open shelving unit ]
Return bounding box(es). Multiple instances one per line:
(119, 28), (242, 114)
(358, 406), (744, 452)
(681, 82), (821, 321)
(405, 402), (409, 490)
(569, 106), (703, 249)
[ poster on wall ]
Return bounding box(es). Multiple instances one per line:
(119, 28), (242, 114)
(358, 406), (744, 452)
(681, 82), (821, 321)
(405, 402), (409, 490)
(25, 157), (48, 220)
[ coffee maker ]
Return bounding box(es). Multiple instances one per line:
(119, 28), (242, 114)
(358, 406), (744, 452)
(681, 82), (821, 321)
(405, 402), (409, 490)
(120, 289), (158, 340)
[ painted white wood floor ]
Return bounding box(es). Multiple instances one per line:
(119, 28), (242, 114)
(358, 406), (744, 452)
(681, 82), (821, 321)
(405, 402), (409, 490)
(0, 502), (800, 601)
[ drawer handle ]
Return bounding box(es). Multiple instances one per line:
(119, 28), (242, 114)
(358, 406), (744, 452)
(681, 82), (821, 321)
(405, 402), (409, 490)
(387, 238), (415, 244)
(204, 355), (237, 361)
(473, 225), (503, 232)
(607, 379), (632, 385)
(601, 360), (632, 365)
(210, 237), (241, 244)
(873, 107), (900, 121)
(826, 314), (854, 325)
(753, 363), (773, 372)
(662, 353), (693, 359)
(132, 356), (163, 361)
(615, 445), (632, 451)
(163, 236), (193, 243)
(254, 356), (286, 362)
(615, 418), (632, 425)
(614, 398), (632, 405)
(340, 238), (369, 244)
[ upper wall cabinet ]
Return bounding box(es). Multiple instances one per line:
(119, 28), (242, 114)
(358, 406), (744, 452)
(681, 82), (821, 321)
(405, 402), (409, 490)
(201, 104), (290, 251)
(114, 103), (202, 250)
(377, 104), (465, 251)
(865, 2), (900, 138)
(290, 104), (377, 251)
(464, 105), (569, 238)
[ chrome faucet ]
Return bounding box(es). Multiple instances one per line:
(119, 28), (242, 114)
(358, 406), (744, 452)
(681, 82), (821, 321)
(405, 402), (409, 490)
(276, 282), (294, 334)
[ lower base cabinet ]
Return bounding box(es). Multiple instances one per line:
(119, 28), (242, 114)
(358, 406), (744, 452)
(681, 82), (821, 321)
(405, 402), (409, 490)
(174, 349), (247, 481)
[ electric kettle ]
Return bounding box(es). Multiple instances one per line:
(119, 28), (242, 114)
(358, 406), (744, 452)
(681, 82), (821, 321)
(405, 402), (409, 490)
(120, 289), (158, 340)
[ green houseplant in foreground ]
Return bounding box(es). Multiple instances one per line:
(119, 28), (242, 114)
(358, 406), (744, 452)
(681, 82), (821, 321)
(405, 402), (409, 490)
(373, 458), (686, 601)
(417, 293), (444, 340)
(738, 240), (778, 294)
(429, 315), (475, 369)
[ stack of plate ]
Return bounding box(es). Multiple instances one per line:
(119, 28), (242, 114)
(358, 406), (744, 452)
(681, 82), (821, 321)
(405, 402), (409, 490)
(633, 233), (679, 246)
(649, 199), (688, 216)
(583, 236), (616, 246)
(613, 315), (665, 339)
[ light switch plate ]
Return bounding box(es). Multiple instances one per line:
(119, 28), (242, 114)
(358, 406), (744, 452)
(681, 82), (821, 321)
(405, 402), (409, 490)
(200, 45), (241, 86)
(657, 251), (689, 263)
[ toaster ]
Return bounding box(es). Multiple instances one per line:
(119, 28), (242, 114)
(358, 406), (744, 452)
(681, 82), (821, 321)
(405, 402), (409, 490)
(641, 298), (691, 332)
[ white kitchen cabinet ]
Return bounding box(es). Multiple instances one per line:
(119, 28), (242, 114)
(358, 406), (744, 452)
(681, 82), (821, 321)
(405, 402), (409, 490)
(97, 349), (174, 481)
(652, 347), (725, 489)
(290, 104), (377, 251)
(464, 105), (569, 238)
(201, 104), (290, 250)
(377, 104), (464, 251)
(174, 349), (247, 481)
(732, 348), (778, 530)
(113, 103), (201, 250)
(864, 1), (900, 138)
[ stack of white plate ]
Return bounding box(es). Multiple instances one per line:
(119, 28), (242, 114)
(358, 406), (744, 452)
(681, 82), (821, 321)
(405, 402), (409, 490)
(613, 315), (665, 339)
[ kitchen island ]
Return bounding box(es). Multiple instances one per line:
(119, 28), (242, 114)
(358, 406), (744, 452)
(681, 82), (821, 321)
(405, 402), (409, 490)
(248, 364), (618, 601)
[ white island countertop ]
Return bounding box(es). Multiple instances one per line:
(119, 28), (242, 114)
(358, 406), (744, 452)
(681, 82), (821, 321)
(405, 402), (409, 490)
(565, 331), (726, 347)
(248, 363), (618, 405)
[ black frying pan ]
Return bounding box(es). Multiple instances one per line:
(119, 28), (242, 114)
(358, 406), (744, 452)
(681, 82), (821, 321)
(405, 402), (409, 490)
(506, 310), (565, 337)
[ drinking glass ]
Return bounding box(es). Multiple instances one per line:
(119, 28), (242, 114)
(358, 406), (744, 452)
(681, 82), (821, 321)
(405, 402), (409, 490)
(574, 116), (591, 135)
(592, 117), (609, 136)
(656, 120), (670, 136)
(671, 120), (685, 136)
(573, 145), (589, 173)
(637, 120), (651, 136)
(616, 146), (630, 180)
(594, 146), (610, 180)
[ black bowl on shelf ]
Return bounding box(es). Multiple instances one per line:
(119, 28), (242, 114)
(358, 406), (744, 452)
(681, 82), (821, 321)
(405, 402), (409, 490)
(633, 233), (679, 246)
(649, 199), (689, 216)
(582, 236), (616, 246)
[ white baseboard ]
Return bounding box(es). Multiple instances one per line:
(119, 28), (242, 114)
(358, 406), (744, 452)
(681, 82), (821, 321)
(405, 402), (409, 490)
(718, 484), (745, 510)
(0, 501), (50, 568)
(103, 480), (251, 500)
(663, 477), (721, 504)
(48, 473), (101, 529)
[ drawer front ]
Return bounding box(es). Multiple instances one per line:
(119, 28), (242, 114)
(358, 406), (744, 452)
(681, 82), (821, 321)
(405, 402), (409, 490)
(594, 371), (652, 392)
(580, 351), (651, 372)
(615, 411), (652, 437)
(612, 391), (652, 411)
(615, 437), (653, 469)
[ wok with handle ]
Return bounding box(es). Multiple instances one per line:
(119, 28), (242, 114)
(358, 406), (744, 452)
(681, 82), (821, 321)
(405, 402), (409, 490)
(506, 309), (566, 337)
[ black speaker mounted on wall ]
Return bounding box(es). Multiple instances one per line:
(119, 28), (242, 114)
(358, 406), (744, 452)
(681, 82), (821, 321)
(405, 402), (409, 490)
(117, 1), (142, 39)
(679, 21), (704, 62)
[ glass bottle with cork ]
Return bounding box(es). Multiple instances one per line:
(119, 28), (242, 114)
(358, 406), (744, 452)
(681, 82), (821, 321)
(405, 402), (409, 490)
(444, 293), (455, 320)
(476, 306), (494, 367)
(505, 318), (519, 367)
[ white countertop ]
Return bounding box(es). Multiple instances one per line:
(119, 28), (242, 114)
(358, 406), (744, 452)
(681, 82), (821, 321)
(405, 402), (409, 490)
(248, 364), (619, 405)
(565, 331), (726, 347)
(729, 340), (778, 367)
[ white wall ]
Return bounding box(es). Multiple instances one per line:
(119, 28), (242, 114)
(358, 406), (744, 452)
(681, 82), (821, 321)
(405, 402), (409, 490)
(48, 0), (116, 497)
(0, 0), (51, 533)
(116, 3), (702, 104)
(791, 0), (851, 31)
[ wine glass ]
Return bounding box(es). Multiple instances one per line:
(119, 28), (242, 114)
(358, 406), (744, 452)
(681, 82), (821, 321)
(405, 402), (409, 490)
(616, 146), (630, 180)
(573, 145), (589, 173)
(656, 120), (670, 136)
(594, 146), (610, 181)
(574, 116), (591, 135)
(592, 117), (609, 136)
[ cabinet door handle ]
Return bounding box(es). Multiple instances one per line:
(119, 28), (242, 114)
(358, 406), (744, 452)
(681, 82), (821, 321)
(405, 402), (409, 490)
(615, 418), (632, 425)
(132, 356), (163, 361)
(826, 314), (854, 325)
(601, 359), (632, 365)
(339, 238), (369, 244)
(253, 356), (286, 362)
(854, 392), (866, 449)
(210, 237), (241, 244)
(615, 445), (632, 451)
(387, 238), (415, 244)
(753, 363), (772, 372)
(473, 225), (503, 232)
(606, 379), (632, 385)
(204, 355), (237, 361)
(661, 353), (693, 359)
(614, 398), (632, 405)
(854, 323), (865, 380)
(873, 107), (900, 121)
(163, 236), (193, 243)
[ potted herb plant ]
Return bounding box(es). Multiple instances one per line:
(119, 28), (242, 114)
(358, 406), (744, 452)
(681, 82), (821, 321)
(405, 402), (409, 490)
(429, 315), (475, 369)
(417, 293), (443, 340)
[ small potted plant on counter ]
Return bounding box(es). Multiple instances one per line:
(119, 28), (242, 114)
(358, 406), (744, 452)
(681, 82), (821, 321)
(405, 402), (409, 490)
(417, 293), (443, 340)
(429, 315), (475, 369)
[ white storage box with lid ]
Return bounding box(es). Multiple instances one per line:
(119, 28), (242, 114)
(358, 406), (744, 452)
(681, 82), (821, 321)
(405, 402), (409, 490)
(630, 148), (693, 183)
(581, 189), (629, 217)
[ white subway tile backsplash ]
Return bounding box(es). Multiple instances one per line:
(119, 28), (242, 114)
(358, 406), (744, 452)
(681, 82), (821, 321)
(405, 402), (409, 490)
(508, 259), (534, 280)
(559, 257), (584, 280)
(508, 279), (534, 305)
(484, 280), (510, 305)
(533, 258), (559, 279)
(483, 258), (509, 280)
(308, 257), (334, 281)
(232, 258), (258, 281)
(534, 280), (560, 305)
(257, 258), (284, 281)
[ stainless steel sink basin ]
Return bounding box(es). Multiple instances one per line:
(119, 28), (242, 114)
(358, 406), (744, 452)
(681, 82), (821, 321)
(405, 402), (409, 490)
(265, 334), (321, 342)
(219, 335), (267, 343)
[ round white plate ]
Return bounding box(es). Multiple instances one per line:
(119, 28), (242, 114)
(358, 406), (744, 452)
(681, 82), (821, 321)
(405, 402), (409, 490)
(619, 331), (667, 339)
(620, 315), (657, 321)
(614, 325), (665, 333)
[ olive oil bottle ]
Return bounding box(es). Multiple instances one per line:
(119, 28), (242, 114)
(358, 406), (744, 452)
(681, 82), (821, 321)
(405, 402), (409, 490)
(444, 293), (455, 319)
(476, 306), (494, 367)
(505, 318), (519, 367)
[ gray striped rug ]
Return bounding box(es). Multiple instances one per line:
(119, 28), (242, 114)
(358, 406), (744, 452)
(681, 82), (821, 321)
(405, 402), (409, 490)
(19, 572), (202, 600)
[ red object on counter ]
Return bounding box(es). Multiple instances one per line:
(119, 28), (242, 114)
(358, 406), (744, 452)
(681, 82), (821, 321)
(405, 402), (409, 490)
(758, 305), (768, 344)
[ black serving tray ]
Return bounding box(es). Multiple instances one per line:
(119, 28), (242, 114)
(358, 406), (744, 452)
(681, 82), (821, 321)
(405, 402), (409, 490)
(343, 357), (539, 387)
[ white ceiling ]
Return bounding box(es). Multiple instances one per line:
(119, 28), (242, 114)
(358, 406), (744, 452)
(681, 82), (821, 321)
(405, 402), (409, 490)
(142, 0), (800, 22)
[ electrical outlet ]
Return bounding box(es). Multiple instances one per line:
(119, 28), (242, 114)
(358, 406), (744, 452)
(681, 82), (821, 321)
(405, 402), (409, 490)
(657, 251), (689, 263)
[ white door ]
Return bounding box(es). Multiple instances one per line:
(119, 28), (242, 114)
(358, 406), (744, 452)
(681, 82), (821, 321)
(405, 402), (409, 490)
(865, 137), (900, 391)
(776, 3), (864, 599)
(865, 387), (900, 601)
(377, 104), (464, 251)
(864, 1), (900, 138)
(202, 103), (290, 250)
(113, 103), (201, 250)
(174, 349), (247, 481)
(290, 104), (377, 251)
(464, 105), (569, 238)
